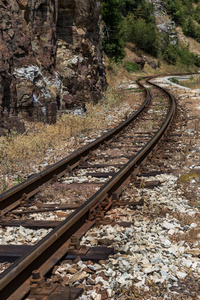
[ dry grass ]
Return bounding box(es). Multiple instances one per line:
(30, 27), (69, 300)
(2, 43), (198, 193)
(159, 207), (199, 226)
(0, 86), (136, 193)
(179, 75), (200, 89)
(157, 207), (200, 245)
(169, 227), (200, 245)
(106, 45), (199, 87)
(117, 278), (199, 300)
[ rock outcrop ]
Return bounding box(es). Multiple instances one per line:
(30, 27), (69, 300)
(0, 0), (107, 133)
(0, 0), (59, 131)
(56, 0), (107, 109)
(148, 0), (178, 45)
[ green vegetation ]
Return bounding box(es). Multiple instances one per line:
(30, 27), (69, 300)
(124, 61), (141, 72)
(102, 0), (156, 61)
(164, 0), (193, 26)
(170, 77), (180, 84)
(194, 2), (200, 24)
(164, 0), (200, 42)
(102, 0), (125, 61)
(122, 17), (159, 57)
(161, 35), (200, 66)
(102, 0), (200, 69)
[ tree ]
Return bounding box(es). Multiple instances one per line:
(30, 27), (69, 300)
(102, 0), (125, 61)
(122, 15), (159, 56)
(183, 17), (197, 38)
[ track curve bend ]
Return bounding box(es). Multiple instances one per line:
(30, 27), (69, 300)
(0, 77), (176, 299)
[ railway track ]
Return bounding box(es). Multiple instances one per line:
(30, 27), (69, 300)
(0, 76), (176, 299)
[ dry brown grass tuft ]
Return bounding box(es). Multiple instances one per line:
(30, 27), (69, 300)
(117, 278), (200, 299)
(157, 207), (200, 245)
(169, 227), (200, 245)
(158, 207), (199, 226)
(117, 278), (200, 300)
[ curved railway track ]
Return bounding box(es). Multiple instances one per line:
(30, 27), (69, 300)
(0, 76), (176, 299)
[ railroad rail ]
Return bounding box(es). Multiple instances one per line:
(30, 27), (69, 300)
(0, 79), (150, 214)
(0, 77), (176, 299)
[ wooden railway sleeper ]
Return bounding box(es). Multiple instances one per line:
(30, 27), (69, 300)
(0, 77), (176, 299)
(67, 165), (72, 174)
(88, 210), (94, 221)
(111, 164), (144, 207)
(101, 196), (111, 208)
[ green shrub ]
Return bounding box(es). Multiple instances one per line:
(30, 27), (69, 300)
(194, 3), (200, 24)
(102, 0), (200, 66)
(102, 0), (157, 61)
(122, 0), (155, 23)
(102, 0), (125, 61)
(160, 32), (200, 67)
(122, 16), (159, 56)
(183, 17), (198, 39)
(160, 35), (177, 64)
(175, 44), (200, 67)
(124, 61), (141, 72)
(164, 0), (195, 26)
(164, 0), (200, 43)
(170, 77), (180, 84)
(192, 53), (200, 67)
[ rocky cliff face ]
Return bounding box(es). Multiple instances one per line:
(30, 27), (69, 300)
(148, 0), (178, 45)
(0, 0), (106, 133)
(56, 0), (107, 108)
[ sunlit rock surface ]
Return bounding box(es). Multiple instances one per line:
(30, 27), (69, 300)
(0, 0), (106, 132)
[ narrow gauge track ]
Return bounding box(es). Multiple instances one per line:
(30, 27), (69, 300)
(0, 77), (176, 299)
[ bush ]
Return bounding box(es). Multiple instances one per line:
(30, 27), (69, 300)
(122, 0), (155, 23)
(183, 17), (198, 39)
(160, 31), (200, 67)
(162, 44), (177, 65)
(192, 53), (200, 67)
(102, 0), (200, 67)
(122, 15), (159, 56)
(102, 0), (125, 61)
(194, 3), (200, 24)
(175, 44), (200, 66)
(164, 0), (195, 26)
(170, 77), (180, 84)
(102, 0), (157, 61)
(124, 61), (141, 72)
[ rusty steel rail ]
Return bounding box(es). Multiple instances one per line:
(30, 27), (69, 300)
(0, 78), (176, 299)
(0, 80), (150, 212)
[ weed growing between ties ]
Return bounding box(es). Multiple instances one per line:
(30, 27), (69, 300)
(0, 87), (128, 192)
